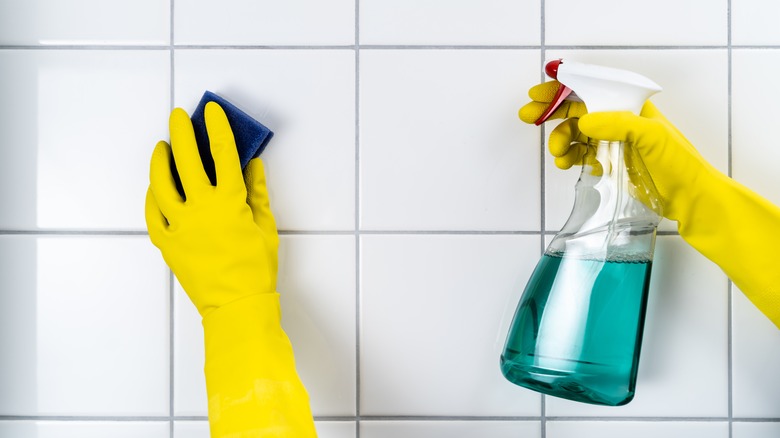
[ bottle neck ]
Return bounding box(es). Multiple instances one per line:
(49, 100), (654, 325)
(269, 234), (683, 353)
(547, 138), (662, 260)
(583, 139), (663, 219)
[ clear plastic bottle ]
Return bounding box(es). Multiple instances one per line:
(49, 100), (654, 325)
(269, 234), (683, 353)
(501, 136), (662, 406)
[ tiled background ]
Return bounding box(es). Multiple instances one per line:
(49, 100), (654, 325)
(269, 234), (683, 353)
(0, 1), (778, 437)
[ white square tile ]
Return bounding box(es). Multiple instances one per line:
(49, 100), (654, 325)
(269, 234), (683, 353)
(360, 235), (542, 416)
(278, 236), (356, 416)
(360, 50), (541, 231)
(547, 421), (729, 438)
(733, 422), (780, 438)
(174, 421), (210, 438)
(547, 236), (729, 416)
(0, 236), (169, 415)
(542, 50), (729, 233)
(732, 50), (780, 207)
(732, 1), (780, 45)
(545, 0), (727, 46)
(361, 421), (540, 438)
(174, 236), (356, 416)
(172, 280), (208, 415)
(0, 0), (169, 45)
(174, 0), (354, 45)
(360, 0), (540, 45)
(732, 288), (780, 417)
(174, 420), (356, 438)
(0, 50), (169, 230)
(175, 50), (355, 231)
(314, 421), (357, 438)
(0, 421), (169, 438)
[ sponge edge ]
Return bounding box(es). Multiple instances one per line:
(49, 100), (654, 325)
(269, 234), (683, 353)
(171, 91), (274, 197)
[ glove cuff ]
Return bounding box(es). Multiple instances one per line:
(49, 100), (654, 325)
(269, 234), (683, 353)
(202, 293), (317, 437)
(677, 172), (780, 329)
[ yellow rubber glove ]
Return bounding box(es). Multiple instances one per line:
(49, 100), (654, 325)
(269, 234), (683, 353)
(145, 102), (317, 437)
(521, 81), (780, 329)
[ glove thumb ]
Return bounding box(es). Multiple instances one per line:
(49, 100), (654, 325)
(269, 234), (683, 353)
(579, 111), (666, 147)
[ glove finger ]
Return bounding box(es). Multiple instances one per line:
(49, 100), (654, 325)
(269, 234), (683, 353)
(528, 81), (561, 102)
(518, 101), (550, 124)
(149, 140), (184, 219)
(204, 102), (246, 196)
(554, 142), (590, 170)
(518, 100), (588, 125)
(244, 158), (278, 236)
(169, 108), (212, 196)
(145, 186), (168, 246)
(579, 111), (666, 152)
(548, 118), (587, 157)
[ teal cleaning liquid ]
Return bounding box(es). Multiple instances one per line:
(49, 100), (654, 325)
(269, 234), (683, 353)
(501, 253), (652, 406)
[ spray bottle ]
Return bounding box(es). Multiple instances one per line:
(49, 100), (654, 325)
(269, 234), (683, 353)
(501, 60), (663, 406)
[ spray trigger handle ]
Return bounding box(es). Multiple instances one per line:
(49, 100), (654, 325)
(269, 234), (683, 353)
(534, 59), (572, 126)
(534, 83), (573, 126)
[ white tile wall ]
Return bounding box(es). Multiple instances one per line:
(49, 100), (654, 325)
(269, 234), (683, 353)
(2, 1), (779, 438)
(545, 0), (727, 46)
(732, 422), (780, 438)
(360, 235), (540, 416)
(360, 50), (540, 231)
(0, 50), (169, 230)
(732, 289), (780, 418)
(0, 0), (169, 45)
(360, 0), (540, 45)
(0, 237), (169, 415)
(732, 0), (780, 45)
(175, 0), (355, 45)
(360, 420), (540, 438)
(547, 421), (729, 438)
(0, 421), (169, 437)
(732, 49), (780, 207)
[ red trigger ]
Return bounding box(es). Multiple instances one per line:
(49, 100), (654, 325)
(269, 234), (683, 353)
(534, 83), (572, 126)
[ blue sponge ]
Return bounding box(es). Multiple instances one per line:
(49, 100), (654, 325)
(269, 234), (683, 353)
(172, 91), (274, 197)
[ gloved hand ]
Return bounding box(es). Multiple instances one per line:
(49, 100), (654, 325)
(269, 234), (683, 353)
(145, 102), (317, 437)
(521, 81), (780, 329)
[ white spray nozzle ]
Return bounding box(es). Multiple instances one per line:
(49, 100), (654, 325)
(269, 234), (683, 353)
(535, 59), (662, 125)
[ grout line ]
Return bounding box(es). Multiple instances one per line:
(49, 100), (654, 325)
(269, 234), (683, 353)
(727, 7), (733, 180)
(6, 44), (780, 51)
(5, 415), (777, 422)
(0, 417), (176, 422)
(545, 416), (739, 422)
(348, 230), (542, 235)
(0, 45), (171, 50)
(169, 269), (175, 434)
(539, 0), (547, 255)
(542, 45), (734, 50)
(174, 45), (356, 50)
(354, 2), (361, 437)
(726, 2), (733, 438)
(359, 45), (540, 50)
(358, 416), (542, 421)
(539, 2), (547, 437)
(0, 416), (359, 422)
(0, 229), (549, 236)
(169, 1), (176, 436)
(0, 229), (677, 237)
(0, 230), (148, 236)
